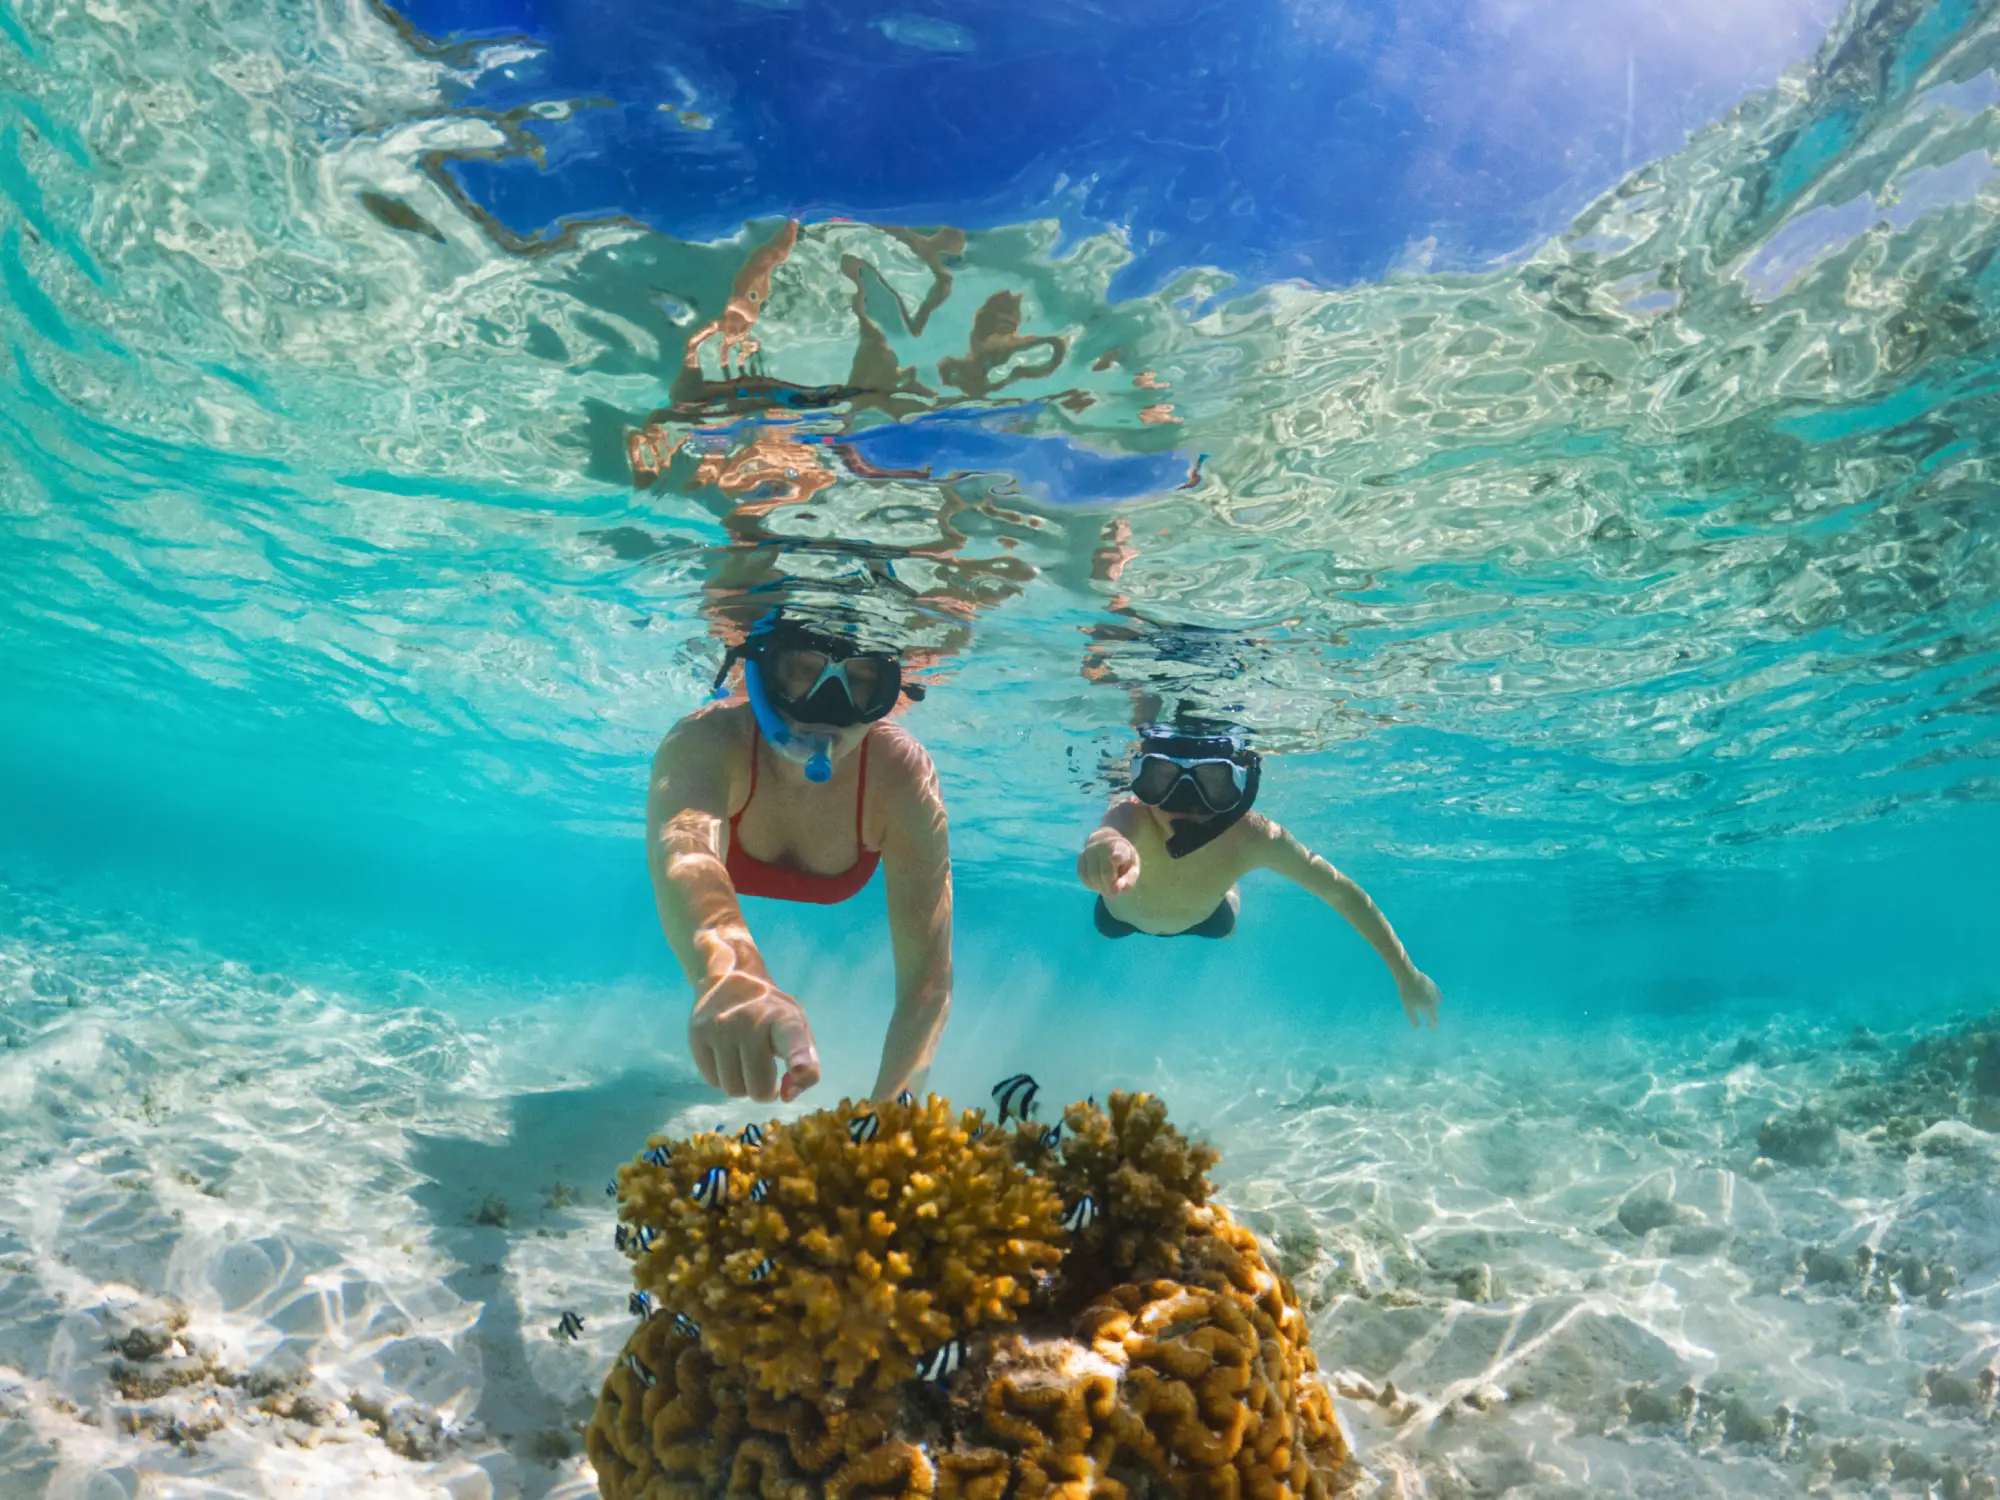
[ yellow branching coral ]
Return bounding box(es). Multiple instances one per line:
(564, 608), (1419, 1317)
(616, 1096), (1064, 1395)
(1016, 1092), (1221, 1296)
(593, 1091), (1353, 1500)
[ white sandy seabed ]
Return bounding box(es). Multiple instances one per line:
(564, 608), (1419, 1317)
(1, 878), (1997, 1500)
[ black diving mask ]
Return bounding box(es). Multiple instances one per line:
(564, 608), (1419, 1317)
(713, 623), (914, 730)
(759, 645), (902, 727)
(1132, 752), (1251, 814)
(1129, 729), (1261, 857)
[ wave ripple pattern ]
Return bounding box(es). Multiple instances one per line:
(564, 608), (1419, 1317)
(0, 0), (1994, 864)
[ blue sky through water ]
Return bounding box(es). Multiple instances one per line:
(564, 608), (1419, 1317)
(392, 0), (1844, 292)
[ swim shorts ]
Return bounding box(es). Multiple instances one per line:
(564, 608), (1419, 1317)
(1092, 895), (1235, 939)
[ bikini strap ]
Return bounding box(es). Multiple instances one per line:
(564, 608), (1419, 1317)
(855, 733), (871, 846)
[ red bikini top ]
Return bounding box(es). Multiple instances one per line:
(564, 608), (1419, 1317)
(726, 724), (881, 905)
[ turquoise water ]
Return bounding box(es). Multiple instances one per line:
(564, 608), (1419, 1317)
(3, 0), (2000, 1494)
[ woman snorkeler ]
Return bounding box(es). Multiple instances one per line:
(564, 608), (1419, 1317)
(646, 616), (952, 1103)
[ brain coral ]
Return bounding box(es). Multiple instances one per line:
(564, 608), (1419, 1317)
(589, 1091), (1354, 1500)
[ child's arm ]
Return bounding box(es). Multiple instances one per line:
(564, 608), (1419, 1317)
(1077, 798), (1147, 896)
(1253, 821), (1441, 1028)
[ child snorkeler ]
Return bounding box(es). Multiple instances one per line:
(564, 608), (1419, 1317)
(1076, 725), (1442, 1028)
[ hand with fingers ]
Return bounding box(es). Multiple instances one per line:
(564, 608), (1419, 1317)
(689, 969), (821, 1102)
(1396, 970), (1442, 1030)
(1077, 830), (1141, 896)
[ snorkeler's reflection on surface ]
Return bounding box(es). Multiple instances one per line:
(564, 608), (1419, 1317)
(619, 220), (1045, 631)
(842, 226), (963, 414)
(619, 218), (1195, 562)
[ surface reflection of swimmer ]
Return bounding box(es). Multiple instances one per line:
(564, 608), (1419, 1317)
(1077, 722), (1442, 1029)
(628, 220), (855, 491)
(841, 226), (962, 416)
(646, 614), (952, 1102)
(628, 220), (1199, 519)
(618, 223), (1102, 626)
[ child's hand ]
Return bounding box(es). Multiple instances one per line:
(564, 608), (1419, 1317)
(1078, 831), (1141, 895)
(1396, 971), (1441, 1030)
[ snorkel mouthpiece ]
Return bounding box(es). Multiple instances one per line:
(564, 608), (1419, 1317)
(744, 659), (834, 782)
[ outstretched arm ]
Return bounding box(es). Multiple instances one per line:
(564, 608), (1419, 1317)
(874, 735), (954, 1101)
(647, 714), (821, 1101)
(1255, 822), (1441, 1028)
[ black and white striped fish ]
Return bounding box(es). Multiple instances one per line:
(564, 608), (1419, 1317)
(692, 1166), (728, 1207)
(915, 1338), (965, 1385)
(626, 1352), (656, 1389)
(739, 1123), (764, 1147)
(1061, 1195), (1098, 1233)
(634, 1225), (657, 1253)
(748, 1256), (777, 1282)
(629, 1291), (654, 1320)
(642, 1145), (671, 1168)
(554, 1310), (584, 1341)
(848, 1113), (880, 1145)
(749, 1178), (770, 1202)
(673, 1312), (702, 1339)
(1038, 1123), (1063, 1150)
(896, 1089), (915, 1106)
(605, 1179), (619, 1198)
(614, 1223), (631, 1252)
(992, 1073), (1039, 1124)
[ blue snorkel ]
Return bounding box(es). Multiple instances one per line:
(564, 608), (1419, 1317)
(742, 657), (835, 783)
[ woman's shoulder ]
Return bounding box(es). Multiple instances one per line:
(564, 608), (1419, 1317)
(657, 698), (753, 761)
(868, 719), (936, 772)
(866, 721), (943, 801)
